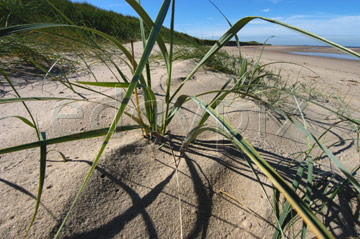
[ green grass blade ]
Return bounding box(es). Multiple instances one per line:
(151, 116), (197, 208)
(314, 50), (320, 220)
(189, 95), (334, 239)
(273, 160), (307, 239)
(114, 62), (131, 83)
(305, 99), (360, 126)
(166, 86), (248, 129)
(0, 125), (144, 155)
(47, 150), (67, 163)
(70, 82), (122, 102)
(245, 37), (272, 94)
(273, 188), (280, 219)
(162, 0), (175, 134)
(1, 68), (43, 237)
(0, 116), (36, 128)
(138, 0), (147, 49)
(46, 0), (77, 26)
(77, 54), (99, 83)
(0, 70), (40, 136)
(305, 120), (347, 161)
(5, 57), (129, 103)
(92, 51), (122, 83)
(0, 97), (79, 104)
(0, 23), (69, 37)
(137, 0), (152, 88)
(143, 86), (158, 131)
(26, 58), (80, 97)
(76, 81), (130, 88)
(24, 132), (47, 238)
(125, 0), (170, 70)
(169, 78), (245, 131)
(181, 125), (231, 150)
(208, 0), (242, 60)
(301, 156), (313, 239)
(259, 17), (360, 58)
(294, 95), (313, 238)
(169, 17), (252, 102)
(197, 77), (233, 128)
(165, 94), (189, 127)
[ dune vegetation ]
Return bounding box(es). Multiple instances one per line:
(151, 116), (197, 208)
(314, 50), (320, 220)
(1, 0), (360, 238)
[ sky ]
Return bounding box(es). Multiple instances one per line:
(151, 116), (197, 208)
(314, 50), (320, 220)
(70, 0), (360, 46)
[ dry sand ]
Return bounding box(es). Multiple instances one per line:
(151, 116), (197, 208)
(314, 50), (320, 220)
(1, 43), (360, 238)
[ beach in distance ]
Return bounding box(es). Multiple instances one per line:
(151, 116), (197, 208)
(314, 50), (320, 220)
(238, 45), (360, 105)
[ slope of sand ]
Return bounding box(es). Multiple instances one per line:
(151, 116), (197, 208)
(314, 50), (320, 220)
(1, 43), (360, 238)
(237, 46), (360, 108)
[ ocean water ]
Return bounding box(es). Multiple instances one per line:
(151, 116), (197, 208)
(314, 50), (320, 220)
(290, 51), (360, 61)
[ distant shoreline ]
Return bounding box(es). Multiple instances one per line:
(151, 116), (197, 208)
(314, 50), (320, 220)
(236, 45), (360, 62)
(289, 51), (360, 61)
(272, 45), (360, 49)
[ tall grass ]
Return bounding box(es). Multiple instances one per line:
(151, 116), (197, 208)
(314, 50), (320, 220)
(0, 0), (360, 238)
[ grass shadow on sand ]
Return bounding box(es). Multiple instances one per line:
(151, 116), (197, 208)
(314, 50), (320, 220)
(39, 134), (360, 238)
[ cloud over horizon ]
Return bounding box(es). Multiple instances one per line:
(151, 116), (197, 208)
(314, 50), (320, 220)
(183, 14), (360, 45)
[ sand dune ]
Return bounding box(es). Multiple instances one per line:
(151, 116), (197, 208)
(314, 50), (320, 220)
(1, 43), (359, 238)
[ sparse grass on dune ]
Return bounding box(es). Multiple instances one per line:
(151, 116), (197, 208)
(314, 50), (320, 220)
(1, 0), (360, 238)
(151, 45), (239, 75)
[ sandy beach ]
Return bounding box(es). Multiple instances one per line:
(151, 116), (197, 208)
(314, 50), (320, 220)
(238, 46), (360, 109)
(1, 43), (359, 238)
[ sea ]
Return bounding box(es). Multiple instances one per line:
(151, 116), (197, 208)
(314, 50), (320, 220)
(289, 51), (360, 61)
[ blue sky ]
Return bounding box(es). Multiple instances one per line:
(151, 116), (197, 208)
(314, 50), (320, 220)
(71, 0), (360, 46)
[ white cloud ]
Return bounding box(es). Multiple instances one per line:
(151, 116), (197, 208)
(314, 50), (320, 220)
(240, 15), (360, 45)
(187, 15), (360, 45)
(250, 19), (266, 25)
(287, 15), (307, 20)
(262, 9), (271, 13)
(271, 0), (282, 3)
(273, 17), (284, 20)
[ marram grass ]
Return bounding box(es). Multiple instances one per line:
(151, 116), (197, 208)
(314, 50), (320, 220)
(0, 0), (359, 238)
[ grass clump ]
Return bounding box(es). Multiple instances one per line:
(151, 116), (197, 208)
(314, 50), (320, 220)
(1, 0), (360, 238)
(168, 45), (239, 74)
